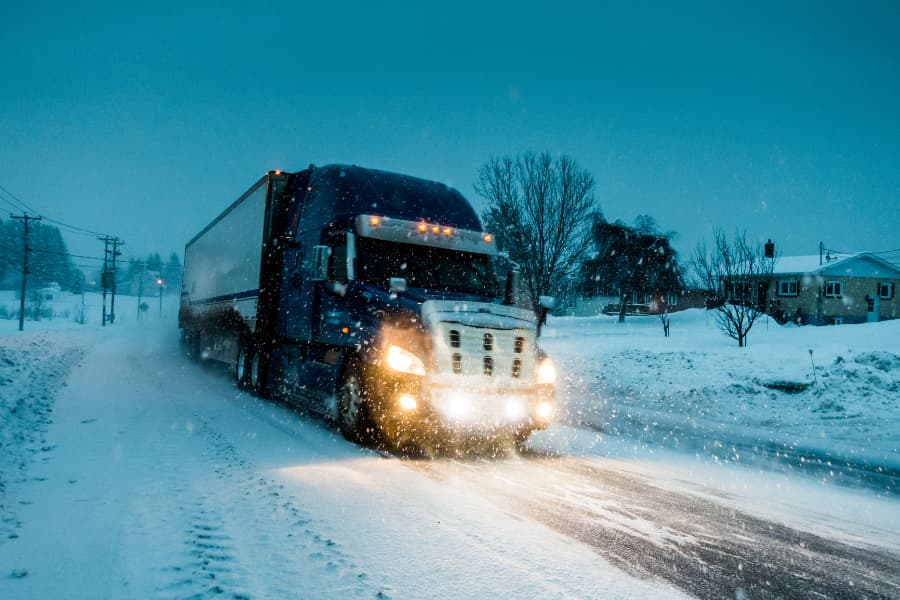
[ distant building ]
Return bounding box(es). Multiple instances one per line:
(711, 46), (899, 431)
(34, 283), (62, 302)
(571, 289), (708, 317)
(762, 252), (899, 325)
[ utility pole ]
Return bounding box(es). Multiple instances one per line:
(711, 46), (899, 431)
(99, 237), (110, 326)
(110, 238), (123, 324)
(157, 277), (164, 319)
(136, 261), (146, 321)
(11, 214), (42, 331)
(98, 236), (123, 325)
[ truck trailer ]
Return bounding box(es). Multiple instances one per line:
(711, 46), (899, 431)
(179, 164), (555, 451)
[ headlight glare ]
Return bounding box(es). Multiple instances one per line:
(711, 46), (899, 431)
(536, 358), (556, 385)
(536, 401), (553, 419)
(386, 345), (426, 376)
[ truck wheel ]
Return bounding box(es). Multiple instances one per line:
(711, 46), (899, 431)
(337, 364), (371, 443)
(235, 342), (252, 390)
(249, 351), (263, 395)
(183, 331), (201, 361)
(513, 428), (532, 452)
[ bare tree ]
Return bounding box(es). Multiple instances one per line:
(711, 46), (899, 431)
(476, 152), (595, 313)
(693, 230), (775, 347)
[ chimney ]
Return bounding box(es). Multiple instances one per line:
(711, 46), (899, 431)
(764, 239), (775, 258)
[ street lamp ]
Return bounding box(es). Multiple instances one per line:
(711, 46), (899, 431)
(156, 277), (164, 319)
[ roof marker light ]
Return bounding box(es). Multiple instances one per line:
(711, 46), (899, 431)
(443, 227), (452, 237)
(370, 216), (381, 226)
(483, 234), (493, 243)
(431, 225), (440, 234)
(418, 223), (428, 233)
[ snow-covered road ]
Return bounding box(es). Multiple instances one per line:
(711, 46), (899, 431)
(2, 320), (899, 599)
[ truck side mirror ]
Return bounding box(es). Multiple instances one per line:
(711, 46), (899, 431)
(310, 245), (331, 281)
(504, 270), (520, 305)
(389, 277), (407, 293)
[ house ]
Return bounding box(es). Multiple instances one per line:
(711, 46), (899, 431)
(765, 252), (899, 325)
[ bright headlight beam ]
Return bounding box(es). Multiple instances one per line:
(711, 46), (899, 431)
(536, 358), (557, 385)
(536, 401), (553, 419)
(386, 345), (426, 376)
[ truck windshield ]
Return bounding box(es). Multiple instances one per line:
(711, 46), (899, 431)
(357, 237), (499, 297)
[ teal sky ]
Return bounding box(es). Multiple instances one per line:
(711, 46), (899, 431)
(2, 1), (899, 266)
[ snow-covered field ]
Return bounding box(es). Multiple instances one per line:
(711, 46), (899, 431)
(1, 295), (898, 598)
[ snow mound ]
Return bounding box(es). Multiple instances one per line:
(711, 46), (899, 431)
(541, 310), (900, 487)
(0, 332), (85, 542)
(854, 351), (900, 373)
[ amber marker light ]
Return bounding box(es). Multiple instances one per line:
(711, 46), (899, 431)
(370, 216), (381, 226)
(418, 223), (428, 233)
(431, 225), (440, 234)
(483, 234), (493, 243)
(443, 227), (452, 237)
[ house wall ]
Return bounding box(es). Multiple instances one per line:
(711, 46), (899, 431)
(768, 275), (898, 324)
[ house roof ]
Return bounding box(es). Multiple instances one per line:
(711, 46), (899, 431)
(772, 252), (900, 277)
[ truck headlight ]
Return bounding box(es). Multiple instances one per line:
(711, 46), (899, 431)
(536, 401), (553, 419)
(386, 345), (426, 376)
(536, 358), (556, 385)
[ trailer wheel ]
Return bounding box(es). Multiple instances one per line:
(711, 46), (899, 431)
(249, 352), (262, 394)
(337, 364), (372, 443)
(183, 331), (202, 361)
(235, 341), (252, 390)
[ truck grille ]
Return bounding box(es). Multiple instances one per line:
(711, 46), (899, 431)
(433, 322), (535, 382)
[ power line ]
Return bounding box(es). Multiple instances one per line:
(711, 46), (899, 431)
(41, 216), (111, 238)
(0, 181), (114, 238)
(1, 194), (28, 214)
(0, 184), (40, 215)
(30, 248), (106, 262)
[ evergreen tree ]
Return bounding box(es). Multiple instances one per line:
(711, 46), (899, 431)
(0, 219), (78, 291)
(146, 252), (163, 276)
(581, 213), (683, 321)
(164, 252), (182, 294)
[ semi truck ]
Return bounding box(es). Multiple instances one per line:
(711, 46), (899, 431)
(179, 164), (555, 451)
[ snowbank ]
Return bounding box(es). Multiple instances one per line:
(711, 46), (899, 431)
(541, 309), (900, 491)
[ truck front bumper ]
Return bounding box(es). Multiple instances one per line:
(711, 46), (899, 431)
(372, 373), (555, 442)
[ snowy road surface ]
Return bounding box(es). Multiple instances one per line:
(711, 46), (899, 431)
(2, 320), (899, 599)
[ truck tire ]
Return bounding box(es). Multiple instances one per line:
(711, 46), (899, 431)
(513, 428), (533, 451)
(183, 330), (201, 361)
(337, 363), (372, 443)
(249, 351), (262, 394)
(235, 341), (252, 390)
(250, 348), (272, 397)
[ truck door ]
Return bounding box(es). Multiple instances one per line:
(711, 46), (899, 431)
(281, 234), (317, 342)
(316, 232), (352, 347)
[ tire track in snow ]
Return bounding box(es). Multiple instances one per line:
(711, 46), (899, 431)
(130, 414), (388, 599)
(410, 453), (900, 600)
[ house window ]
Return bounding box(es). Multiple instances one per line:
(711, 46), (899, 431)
(878, 282), (894, 299)
(667, 291), (678, 306)
(777, 280), (798, 296)
(824, 281), (843, 298)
